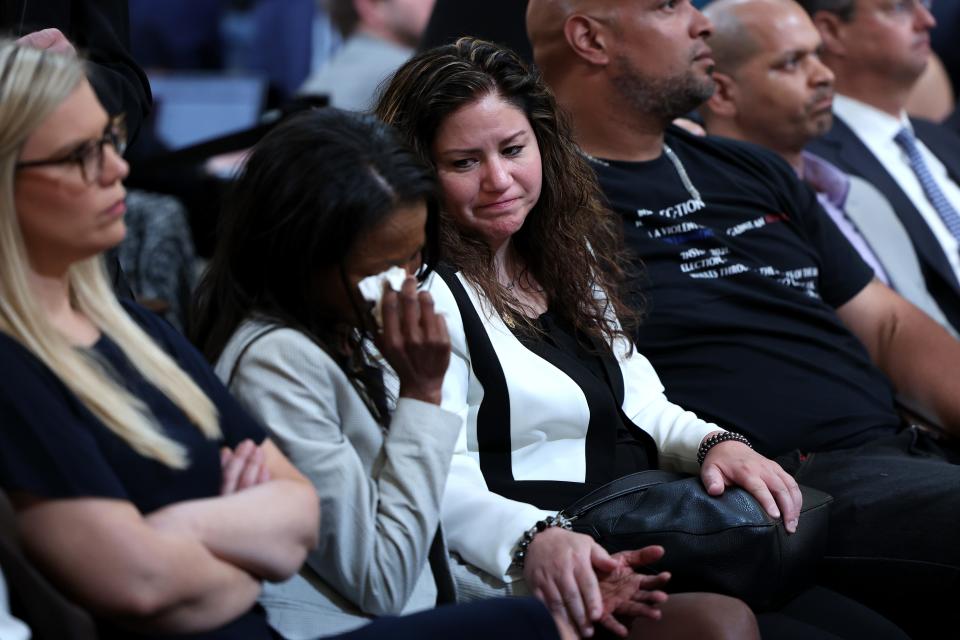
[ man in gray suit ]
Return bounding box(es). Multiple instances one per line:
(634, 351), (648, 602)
(800, 0), (960, 333)
(698, 0), (955, 334)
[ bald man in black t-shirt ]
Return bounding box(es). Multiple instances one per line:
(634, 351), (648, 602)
(528, 1), (960, 637)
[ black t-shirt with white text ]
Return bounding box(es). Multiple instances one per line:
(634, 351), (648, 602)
(593, 128), (902, 457)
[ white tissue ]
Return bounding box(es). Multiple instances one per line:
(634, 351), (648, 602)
(358, 266), (408, 327)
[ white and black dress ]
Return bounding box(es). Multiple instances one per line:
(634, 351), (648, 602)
(426, 266), (719, 582)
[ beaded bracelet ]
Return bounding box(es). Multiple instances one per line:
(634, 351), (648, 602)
(697, 431), (753, 466)
(512, 513), (574, 569)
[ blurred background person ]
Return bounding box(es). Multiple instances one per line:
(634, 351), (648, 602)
(419, 0), (532, 63)
(299, 0), (435, 111)
(2, 0), (151, 144)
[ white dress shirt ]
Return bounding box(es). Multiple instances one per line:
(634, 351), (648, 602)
(832, 95), (960, 283)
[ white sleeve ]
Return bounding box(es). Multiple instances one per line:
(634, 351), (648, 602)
(427, 274), (554, 581)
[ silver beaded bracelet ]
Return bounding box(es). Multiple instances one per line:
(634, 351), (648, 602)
(512, 513), (574, 569)
(697, 431), (752, 466)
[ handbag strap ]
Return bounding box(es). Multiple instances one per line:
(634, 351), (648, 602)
(226, 324), (282, 389)
(562, 470), (689, 518)
(428, 526), (457, 606)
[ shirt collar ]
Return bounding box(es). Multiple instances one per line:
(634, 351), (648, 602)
(832, 94), (913, 143)
(801, 151), (850, 208)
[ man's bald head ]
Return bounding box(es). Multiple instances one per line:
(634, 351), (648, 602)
(525, 0), (571, 42)
(526, 0), (618, 85)
(706, 0), (814, 76)
(703, 0), (767, 75)
(526, 0), (569, 84)
(526, 0), (612, 46)
(525, 0), (715, 157)
(700, 0), (835, 166)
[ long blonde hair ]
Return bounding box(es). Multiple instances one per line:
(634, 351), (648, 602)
(0, 42), (219, 468)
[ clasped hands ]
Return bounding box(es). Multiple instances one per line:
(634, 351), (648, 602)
(523, 438), (801, 639)
(220, 439), (270, 495)
(523, 527), (670, 639)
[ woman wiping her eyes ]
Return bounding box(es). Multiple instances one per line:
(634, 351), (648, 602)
(192, 107), (569, 639)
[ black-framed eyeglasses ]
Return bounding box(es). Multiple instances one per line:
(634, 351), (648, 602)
(16, 113), (127, 185)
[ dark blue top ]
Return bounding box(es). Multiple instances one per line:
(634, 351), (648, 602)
(0, 301), (274, 640)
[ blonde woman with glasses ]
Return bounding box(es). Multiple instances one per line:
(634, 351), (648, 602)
(0, 40), (320, 639)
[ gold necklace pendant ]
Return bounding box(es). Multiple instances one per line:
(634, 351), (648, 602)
(502, 312), (516, 328)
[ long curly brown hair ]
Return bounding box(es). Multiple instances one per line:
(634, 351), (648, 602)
(375, 37), (639, 348)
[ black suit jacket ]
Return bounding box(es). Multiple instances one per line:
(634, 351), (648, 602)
(420, 0), (532, 64)
(808, 115), (960, 330)
(0, 0), (151, 142)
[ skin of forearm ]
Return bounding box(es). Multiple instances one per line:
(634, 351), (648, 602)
(27, 522), (264, 633)
(871, 303), (960, 437)
(111, 539), (262, 634)
(146, 479), (319, 582)
(839, 281), (960, 437)
(16, 500), (264, 633)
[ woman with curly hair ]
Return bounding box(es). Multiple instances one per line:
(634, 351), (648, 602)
(375, 37), (909, 640)
(375, 36), (793, 640)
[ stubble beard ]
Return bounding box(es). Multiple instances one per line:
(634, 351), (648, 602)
(611, 54), (716, 128)
(804, 88), (835, 140)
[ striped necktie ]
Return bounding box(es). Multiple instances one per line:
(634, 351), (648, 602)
(894, 127), (960, 241)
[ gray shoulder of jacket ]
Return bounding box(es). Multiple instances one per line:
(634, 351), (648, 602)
(215, 320), (336, 385)
(844, 175), (958, 337)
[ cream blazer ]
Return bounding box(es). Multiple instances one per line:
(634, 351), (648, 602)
(216, 320), (461, 638)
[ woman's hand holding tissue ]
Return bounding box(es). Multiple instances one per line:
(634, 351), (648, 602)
(374, 275), (451, 405)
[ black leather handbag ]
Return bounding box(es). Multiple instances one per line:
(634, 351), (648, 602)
(560, 470), (834, 610)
